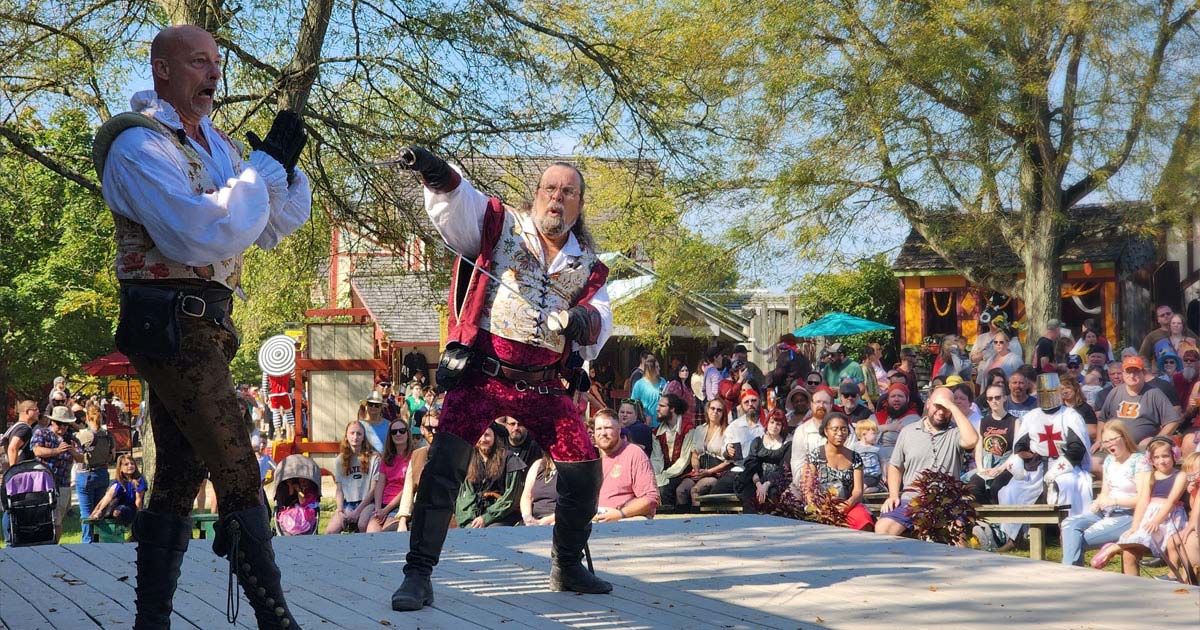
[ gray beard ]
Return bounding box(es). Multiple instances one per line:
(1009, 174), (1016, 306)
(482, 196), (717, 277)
(1186, 367), (1197, 380)
(538, 202), (572, 239)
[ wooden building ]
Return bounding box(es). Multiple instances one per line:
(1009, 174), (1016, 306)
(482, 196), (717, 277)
(891, 204), (1169, 349)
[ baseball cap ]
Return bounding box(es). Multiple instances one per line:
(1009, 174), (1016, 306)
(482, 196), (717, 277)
(839, 381), (859, 396)
(1046, 318), (1063, 330)
(944, 375), (964, 386)
(729, 359), (747, 372)
(900, 347), (917, 358)
(1121, 356), (1145, 371)
(827, 342), (845, 354)
(1066, 355), (1082, 367)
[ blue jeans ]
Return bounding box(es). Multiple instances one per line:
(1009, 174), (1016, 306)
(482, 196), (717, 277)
(1060, 508), (1133, 566)
(76, 468), (110, 544)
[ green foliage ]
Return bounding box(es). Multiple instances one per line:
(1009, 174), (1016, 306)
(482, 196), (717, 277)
(0, 108), (117, 398)
(791, 255), (897, 352)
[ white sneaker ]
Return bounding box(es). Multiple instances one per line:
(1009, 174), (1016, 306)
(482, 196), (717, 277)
(973, 524), (997, 551)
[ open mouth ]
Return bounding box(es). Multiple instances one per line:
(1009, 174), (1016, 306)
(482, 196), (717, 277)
(198, 87), (216, 99)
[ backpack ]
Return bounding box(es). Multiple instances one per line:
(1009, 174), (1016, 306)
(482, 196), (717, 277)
(81, 430), (116, 468)
(0, 422), (29, 473)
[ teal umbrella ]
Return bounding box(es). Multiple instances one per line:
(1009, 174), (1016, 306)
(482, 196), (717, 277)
(794, 312), (894, 337)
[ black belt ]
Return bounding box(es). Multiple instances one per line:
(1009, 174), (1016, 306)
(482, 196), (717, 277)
(122, 281), (232, 322)
(473, 355), (569, 395)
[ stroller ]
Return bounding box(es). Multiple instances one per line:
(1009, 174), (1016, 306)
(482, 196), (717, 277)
(1, 460), (59, 546)
(272, 454), (322, 536)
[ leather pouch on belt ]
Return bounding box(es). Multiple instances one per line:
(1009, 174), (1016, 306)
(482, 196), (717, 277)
(435, 342), (474, 393)
(115, 284), (182, 360)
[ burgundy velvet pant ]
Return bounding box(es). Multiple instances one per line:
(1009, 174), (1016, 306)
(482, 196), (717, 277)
(439, 333), (595, 461)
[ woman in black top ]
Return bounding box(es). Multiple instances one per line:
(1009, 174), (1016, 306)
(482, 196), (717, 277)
(737, 409), (792, 513)
(969, 384), (1018, 504)
(1058, 371), (1098, 438)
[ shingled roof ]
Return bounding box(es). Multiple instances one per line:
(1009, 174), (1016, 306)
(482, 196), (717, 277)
(349, 271), (443, 344)
(892, 202), (1157, 276)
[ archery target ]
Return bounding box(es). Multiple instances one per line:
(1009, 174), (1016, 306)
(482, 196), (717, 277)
(258, 334), (296, 376)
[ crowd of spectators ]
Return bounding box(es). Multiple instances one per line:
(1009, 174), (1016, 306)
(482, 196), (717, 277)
(7, 304), (1200, 586)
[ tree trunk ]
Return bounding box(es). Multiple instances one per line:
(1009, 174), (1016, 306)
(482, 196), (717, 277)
(1017, 217), (1064, 363)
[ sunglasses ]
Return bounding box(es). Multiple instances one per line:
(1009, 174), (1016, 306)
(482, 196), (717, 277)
(986, 395), (1004, 401)
(391, 428), (408, 435)
(806, 379), (821, 385)
(991, 340), (1006, 345)
(367, 402), (382, 407)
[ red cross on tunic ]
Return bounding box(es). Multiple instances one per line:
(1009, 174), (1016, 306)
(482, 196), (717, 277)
(1037, 425), (1063, 457)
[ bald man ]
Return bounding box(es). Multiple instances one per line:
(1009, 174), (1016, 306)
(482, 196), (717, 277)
(92, 24), (309, 630)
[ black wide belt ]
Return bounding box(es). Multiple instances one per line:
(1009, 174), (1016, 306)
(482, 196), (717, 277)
(122, 281), (232, 322)
(473, 355), (568, 395)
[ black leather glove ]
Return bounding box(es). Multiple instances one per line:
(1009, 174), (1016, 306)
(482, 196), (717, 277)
(247, 110), (306, 185)
(399, 146), (459, 192)
(558, 305), (601, 346)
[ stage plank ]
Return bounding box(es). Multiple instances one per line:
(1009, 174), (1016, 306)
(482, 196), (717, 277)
(2, 515), (1197, 629)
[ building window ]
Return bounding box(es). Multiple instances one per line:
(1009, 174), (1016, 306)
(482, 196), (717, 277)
(924, 290), (959, 336)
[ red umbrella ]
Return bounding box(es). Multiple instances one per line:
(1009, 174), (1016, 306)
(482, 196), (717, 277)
(81, 351), (137, 377)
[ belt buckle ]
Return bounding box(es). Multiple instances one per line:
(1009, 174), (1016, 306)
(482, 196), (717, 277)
(481, 357), (501, 377)
(536, 385), (549, 395)
(514, 380), (529, 392)
(179, 294), (207, 318)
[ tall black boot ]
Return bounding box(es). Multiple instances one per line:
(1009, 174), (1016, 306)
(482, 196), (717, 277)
(391, 432), (474, 611)
(132, 510), (192, 630)
(550, 459), (612, 594)
(212, 504), (300, 629)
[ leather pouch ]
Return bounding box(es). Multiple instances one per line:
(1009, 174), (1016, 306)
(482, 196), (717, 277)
(115, 284), (181, 360)
(435, 342), (474, 392)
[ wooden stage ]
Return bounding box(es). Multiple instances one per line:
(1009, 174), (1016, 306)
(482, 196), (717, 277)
(2, 514), (1197, 629)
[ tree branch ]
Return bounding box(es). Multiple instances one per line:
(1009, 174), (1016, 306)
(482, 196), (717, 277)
(0, 124), (100, 196)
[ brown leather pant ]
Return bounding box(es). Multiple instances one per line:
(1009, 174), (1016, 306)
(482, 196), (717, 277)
(127, 316), (261, 516)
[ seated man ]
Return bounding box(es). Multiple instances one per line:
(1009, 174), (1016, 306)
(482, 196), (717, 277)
(876, 387), (979, 537)
(650, 394), (694, 508)
(593, 409), (659, 521)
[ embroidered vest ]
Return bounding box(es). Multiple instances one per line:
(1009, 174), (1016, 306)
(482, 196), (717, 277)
(655, 424), (691, 469)
(98, 113), (244, 289)
(446, 199), (608, 359)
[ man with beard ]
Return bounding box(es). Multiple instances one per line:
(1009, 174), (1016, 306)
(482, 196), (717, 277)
(875, 387), (979, 537)
(1006, 368), (1039, 420)
(822, 343), (865, 389)
(593, 410), (659, 520)
(92, 24), (310, 628)
(790, 387), (836, 491)
(501, 416), (543, 470)
(730, 344), (765, 390)
(1098, 356), (1180, 448)
(725, 390), (766, 471)
(650, 394), (694, 509)
(835, 381), (873, 421)
(390, 148), (613, 610)
(873, 383), (921, 465)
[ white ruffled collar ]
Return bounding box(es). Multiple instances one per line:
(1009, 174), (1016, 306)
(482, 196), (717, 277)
(130, 90), (212, 135)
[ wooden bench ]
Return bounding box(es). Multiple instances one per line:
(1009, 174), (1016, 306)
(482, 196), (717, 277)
(863, 495), (1070, 561)
(192, 512), (219, 540)
(81, 518), (128, 543)
(697, 493), (743, 514)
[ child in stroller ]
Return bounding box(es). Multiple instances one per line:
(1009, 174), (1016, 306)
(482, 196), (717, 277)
(89, 454), (146, 526)
(273, 454), (322, 536)
(1, 460), (58, 547)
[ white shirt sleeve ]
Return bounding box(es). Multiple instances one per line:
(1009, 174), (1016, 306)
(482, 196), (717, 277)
(424, 167), (489, 258)
(254, 168), (313, 250)
(101, 128), (284, 266)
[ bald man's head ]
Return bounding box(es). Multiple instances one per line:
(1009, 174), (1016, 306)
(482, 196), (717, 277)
(150, 25), (221, 125)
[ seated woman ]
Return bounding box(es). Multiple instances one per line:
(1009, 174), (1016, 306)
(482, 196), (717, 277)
(737, 409), (791, 513)
(801, 413), (873, 531)
(325, 420), (380, 534)
(368, 418), (416, 532)
(1091, 437), (1189, 575)
(520, 453), (558, 526)
(1165, 452), (1199, 583)
(455, 426), (526, 528)
(1059, 420), (1147, 565)
(677, 398), (734, 508)
(617, 399), (653, 457)
(88, 454), (145, 526)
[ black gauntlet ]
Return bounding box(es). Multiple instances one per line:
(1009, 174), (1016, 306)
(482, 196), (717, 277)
(399, 146), (460, 192)
(559, 305), (601, 346)
(247, 110), (307, 184)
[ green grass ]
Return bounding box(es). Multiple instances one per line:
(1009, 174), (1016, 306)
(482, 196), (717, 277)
(994, 541), (1175, 579)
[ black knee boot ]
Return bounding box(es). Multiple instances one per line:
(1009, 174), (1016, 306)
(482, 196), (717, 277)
(550, 459), (612, 594)
(132, 510), (192, 629)
(212, 504), (300, 629)
(391, 432), (473, 611)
